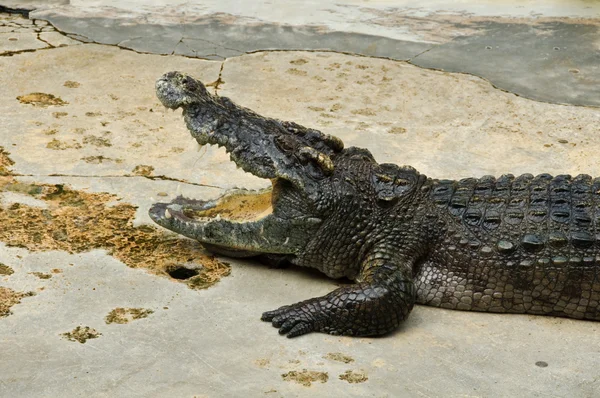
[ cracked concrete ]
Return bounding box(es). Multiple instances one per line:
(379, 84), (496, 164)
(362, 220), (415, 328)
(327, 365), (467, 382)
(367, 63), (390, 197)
(0, 3), (600, 398)
(0, 44), (251, 189)
(1, 1), (598, 106)
(0, 12), (79, 56)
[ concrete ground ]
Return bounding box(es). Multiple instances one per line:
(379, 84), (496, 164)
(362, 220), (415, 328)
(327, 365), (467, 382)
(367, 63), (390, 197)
(0, 1), (599, 397)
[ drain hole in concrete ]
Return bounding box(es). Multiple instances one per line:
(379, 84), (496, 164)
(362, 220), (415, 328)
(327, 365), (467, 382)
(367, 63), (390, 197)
(168, 267), (199, 280)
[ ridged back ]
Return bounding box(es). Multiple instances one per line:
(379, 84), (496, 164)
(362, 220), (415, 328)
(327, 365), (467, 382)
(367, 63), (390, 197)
(429, 173), (599, 258)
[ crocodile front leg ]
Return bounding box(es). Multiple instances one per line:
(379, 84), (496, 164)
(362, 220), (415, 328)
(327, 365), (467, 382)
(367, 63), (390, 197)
(261, 255), (416, 337)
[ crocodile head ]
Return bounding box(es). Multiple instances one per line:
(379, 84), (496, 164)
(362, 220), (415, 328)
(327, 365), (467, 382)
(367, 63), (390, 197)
(150, 72), (422, 261)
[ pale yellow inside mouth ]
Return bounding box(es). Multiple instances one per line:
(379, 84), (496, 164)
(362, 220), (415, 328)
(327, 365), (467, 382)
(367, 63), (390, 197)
(183, 188), (273, 222)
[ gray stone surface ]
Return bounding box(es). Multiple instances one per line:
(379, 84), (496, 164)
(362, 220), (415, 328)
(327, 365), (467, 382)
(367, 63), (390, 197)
(412, 21), (600, 107)
(1, 0), (597, 105)
(1, 4), (600, 397)
(30, 15), (432, 61)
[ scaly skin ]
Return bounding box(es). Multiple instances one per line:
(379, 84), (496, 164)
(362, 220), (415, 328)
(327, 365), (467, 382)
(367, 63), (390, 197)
(150, 72), (600, 338)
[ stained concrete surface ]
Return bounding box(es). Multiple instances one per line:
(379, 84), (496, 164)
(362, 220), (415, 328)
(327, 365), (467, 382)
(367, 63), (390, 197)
(0, 5), (600, 398)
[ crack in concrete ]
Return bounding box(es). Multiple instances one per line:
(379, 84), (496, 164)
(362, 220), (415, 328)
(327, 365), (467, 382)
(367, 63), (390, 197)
(0, 5), (29, 16)
(1, 8), (598, 110)
(11, 173), (224, 189)
(407, 46), (436, 62)
(180, 36), (244, 55)
(141, 174), (222, 189)
(0, 8), (82, 55)
(206, 61), (225, 95)
(170, 36), (184, 56)
(116, 36), (144, 47)
(245, 47), (400, 62)
(35, 31), (53, 48)
(66, 33), (93, 43)
(0, 48), (38, 57)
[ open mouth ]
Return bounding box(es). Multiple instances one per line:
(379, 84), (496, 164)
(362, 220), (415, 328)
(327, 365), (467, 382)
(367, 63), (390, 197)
(150, 71), (281, 234)
(148, 71), (327, 255)
(183, 188), (273, 222)
(149, 186), (274, 227)
(148, 173), (309, 257)
(148, 184), (281, 258)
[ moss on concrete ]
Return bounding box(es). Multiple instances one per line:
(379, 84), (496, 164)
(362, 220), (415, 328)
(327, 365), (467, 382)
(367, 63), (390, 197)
(61, 326), (102, 343)
(105, 307), (154, 324)
(281, 369), (329, 387)
(0, 287), (33, 317)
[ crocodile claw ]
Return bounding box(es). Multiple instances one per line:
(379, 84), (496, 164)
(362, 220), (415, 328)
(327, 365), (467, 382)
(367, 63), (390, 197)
(261, 303), (321, 338)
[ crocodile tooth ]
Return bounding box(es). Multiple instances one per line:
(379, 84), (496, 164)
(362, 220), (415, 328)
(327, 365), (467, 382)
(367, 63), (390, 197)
(164, 209), (172, 219)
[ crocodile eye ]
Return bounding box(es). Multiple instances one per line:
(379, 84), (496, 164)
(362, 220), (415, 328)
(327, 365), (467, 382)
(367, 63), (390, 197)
(372, 173), (397, 207)
(375, 173), (394, 183)
(393, 177), (414, 195)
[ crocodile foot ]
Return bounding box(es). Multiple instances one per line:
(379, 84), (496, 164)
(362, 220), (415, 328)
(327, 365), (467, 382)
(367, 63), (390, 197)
(262, 269), (415, 338)
(261, 297), (341, 338)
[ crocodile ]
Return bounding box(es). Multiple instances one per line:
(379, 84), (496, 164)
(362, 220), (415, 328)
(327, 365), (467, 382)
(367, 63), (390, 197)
(150, 71), (600, 338)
